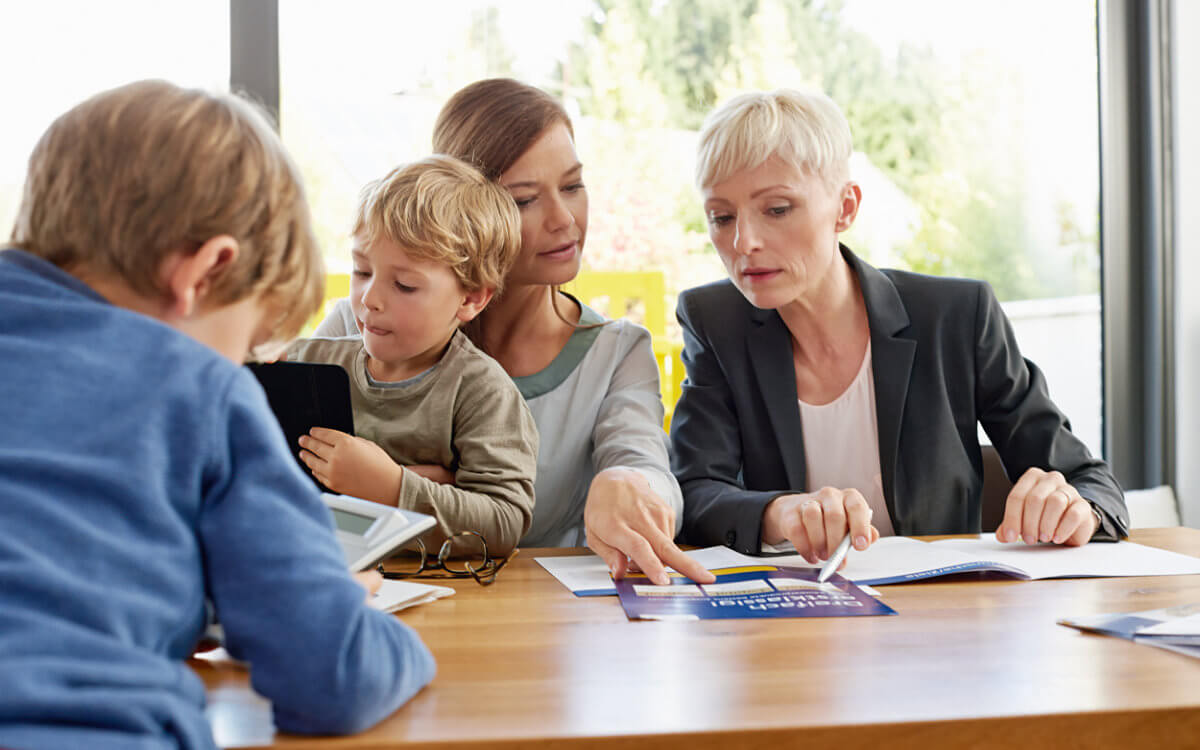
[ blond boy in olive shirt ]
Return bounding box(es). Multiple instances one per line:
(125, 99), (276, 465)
(288, 156), (537, 554)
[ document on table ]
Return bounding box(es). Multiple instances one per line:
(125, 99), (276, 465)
(536, 547), (752, 596)
(1059, 601), (1200, 659)
(369, 579), (454, 613)
(537, 534), (1200, 594)
(756, 534), (1200, 585)
(537, 547), (882, 596)
(615, 566), (894, 621)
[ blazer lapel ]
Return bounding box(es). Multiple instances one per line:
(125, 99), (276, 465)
(747, 308), (807, 491)
(845, 247), (915, 532)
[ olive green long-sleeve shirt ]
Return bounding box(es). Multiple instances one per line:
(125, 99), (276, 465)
(287, 331), (537, 555)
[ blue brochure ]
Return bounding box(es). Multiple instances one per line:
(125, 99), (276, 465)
(614, 564), (896, 621)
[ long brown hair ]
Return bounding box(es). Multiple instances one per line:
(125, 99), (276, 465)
(433, 78), (573, 180)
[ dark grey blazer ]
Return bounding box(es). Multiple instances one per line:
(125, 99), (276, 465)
(670, 246), (1128, 554)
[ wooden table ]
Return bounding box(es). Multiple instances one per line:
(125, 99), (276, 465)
(198, 528), (1200, 749)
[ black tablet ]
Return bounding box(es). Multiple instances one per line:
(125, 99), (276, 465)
(247, 361), (355, 490)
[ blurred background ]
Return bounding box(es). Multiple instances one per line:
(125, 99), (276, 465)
(5, 0), (1197, 523)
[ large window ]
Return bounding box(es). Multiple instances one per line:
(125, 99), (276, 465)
(0, 2), (229, 238)
(0, 2), (1104, 457)
(279, 0), (1102, 454)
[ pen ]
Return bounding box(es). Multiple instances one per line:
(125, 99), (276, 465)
(817, 533), (853, 583)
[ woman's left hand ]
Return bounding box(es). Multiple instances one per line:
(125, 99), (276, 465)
(995, 467), (1099, 546)
(584, 467), (716, 586)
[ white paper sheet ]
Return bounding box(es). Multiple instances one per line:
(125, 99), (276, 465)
(539, 534), (1200, 593)
(369, 579), (454, 613)
(931, 533), (1200, 580)
(1139, 610), (1200, 636)
(534, 547), (749, 596)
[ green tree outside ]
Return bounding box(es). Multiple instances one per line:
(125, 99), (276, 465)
(563, 0), (1095, 303)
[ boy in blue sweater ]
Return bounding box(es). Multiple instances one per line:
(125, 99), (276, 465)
(0, 80), (435, 750)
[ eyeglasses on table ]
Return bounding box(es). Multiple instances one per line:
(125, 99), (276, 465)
(380, 530), (516, 586)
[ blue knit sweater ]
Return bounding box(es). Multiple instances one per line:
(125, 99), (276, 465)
(0, 249), (435, 750)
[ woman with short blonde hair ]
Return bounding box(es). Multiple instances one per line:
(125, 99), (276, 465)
(672, 88), (1127, 562)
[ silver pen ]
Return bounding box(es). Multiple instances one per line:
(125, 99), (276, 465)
(817, 533), (853, 583)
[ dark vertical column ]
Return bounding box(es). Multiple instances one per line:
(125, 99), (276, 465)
(1099, 0), (1175, 489)
(230, 0), (280, 128)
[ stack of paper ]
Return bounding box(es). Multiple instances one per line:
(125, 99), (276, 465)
(369, 579), (454, 613)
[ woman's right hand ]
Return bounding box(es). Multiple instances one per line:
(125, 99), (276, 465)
(762, 487), (879, 564)
(584, 467), (716, 586)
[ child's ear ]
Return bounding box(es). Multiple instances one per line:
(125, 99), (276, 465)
(456, 286), (496, 323)
(161, 235), (240, 317)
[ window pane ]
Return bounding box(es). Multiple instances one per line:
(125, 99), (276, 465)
(280, 0), (1102, 456)
(278, 1), (596, 271)
(836, 0), (1102, 457)
(0, 2), (230, 240)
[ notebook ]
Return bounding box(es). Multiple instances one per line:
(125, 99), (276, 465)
(750, 534), (1200, 585)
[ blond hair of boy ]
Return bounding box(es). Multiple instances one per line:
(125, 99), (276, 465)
(354, 153), (522, 297)
(12, 79), (324, 355)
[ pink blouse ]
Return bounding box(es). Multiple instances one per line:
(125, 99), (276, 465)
(797, 342), (896, 536)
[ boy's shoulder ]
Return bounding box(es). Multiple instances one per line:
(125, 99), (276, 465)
(286, 336), (363, 367)
(443, 329), (516, 388)
(442, 331), (535, 436)
(2, 248), (245, 388)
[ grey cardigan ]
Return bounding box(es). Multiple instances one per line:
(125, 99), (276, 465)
(670, 246), (1128, 554)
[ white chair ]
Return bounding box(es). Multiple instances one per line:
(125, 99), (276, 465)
(1125, 485), (1182, 528)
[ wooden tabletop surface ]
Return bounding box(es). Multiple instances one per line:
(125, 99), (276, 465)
(198, 528), (1200, 749)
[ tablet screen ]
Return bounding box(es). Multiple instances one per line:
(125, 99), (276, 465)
(247, 361), (355, 491)
(331, 508), (376, 536)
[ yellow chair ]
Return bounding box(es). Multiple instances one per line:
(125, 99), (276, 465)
(563, 271), (684, 429)
(652, 338), (685, 430)
(563, 271), (667, 336)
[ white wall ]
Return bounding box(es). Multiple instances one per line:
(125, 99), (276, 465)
(1172, 0), (1200, 526)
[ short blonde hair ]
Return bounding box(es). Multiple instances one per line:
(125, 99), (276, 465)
(695, 88), (853, 191)
(352, 155), (521, 294)
(11, 79), (324, 343)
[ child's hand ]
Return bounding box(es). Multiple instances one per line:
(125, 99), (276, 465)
(405, 464), (456, 485)
(352, 569), (384, 602)
(299, 428), (403, 504)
